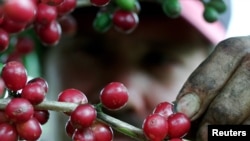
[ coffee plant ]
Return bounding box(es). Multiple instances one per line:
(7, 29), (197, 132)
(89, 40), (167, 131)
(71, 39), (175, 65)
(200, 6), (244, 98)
(0, 0), (227, 140)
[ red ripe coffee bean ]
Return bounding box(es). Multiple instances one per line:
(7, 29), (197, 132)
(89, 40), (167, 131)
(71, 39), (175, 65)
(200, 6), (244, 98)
(72, 128), (95, 141)
(0, 77), (6, 98)
(58, 88), (88, 104)
(34, 20), (62, 46)
(91, 121), (113, 141)
(15, 36), (34, 55)
(153, 101), (174, 120)
(0, 123), (18, 141)
(168, 112), (191, 138)
(5, 52), (22, 63)
(31, 0), (40, 5)
(0, 28), (10, 53)
(33, 110), (50, 125)
(65, 119), (76, 137)
(0, 110), (8, 124)
(41, 0), (64, 6)
(70, 104), (97, 129)
(58, 88), (88, 115)
(112, 9), (139, 33)
(58, 14), (77, 36)
(0, 17), (27, 34)
(1, 61), (27, 91)
(21, 82), (46, 105)
(142, 113), (168, 141)
(28, 77), (49, 93)
(35, 3), (58, 25)
(16, 117), (42, 140)
(90, 0), (111, 7)
(0, 6), (4, 24)
(100, 82), (129, 110)
(5, 98), (34, 123)
(3, 0), (36, 23)
(56, 0), (76, 16)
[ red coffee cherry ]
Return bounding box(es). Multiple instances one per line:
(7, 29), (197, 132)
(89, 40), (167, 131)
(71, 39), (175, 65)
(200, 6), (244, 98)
(72, 128), (95, 141)
(167, 112), (191, 138)
(5, 98), (34, 123)
(91, 121), (113, 141)
(58, 88), (88, 115)
(142, 113), (168, 141)
(0, 17), (27, 34)
(0, 123), (18, 141)
(21, 82), (46, 105)
(0, 29), (10, 53)
(3, 0), (36, 23)
(153, 101), (174, 120)
(0, 77), (6, 98)
(0, 110), (8, 124)
(100, 82), (129, 110)
(35, 3), (58, 25)
(56, 0), (76, 16)
(14, 36), (34, 55)
(5, 52), (22, 63)
(0, 6), (4, 24)
(28, 77), (49, 93)
(58, 14), (77, 36)
(112, 9), (139, 33)
(33, 110), (50, 125)
(41, 0), (64, 6)
(65, 119), (76, 138)
(34, 20), (62, 46)
(58, 88), (88, 104)
(70, 104), (97, 129)
(1, 61), (27, 91)
(16, 117), (42, 140)
(90, 0), (111, 7)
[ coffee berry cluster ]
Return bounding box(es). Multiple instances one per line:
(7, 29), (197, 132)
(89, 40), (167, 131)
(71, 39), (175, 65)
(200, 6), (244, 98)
(0, 60), (126, 140)
(0, 0), (227, 54)
(143, 101), (191, 141)
(0, 60), (191, 141)
(0, 61), (49, 140)
(0, 0), (77, 53)
(58, 82), (129, 140)
(91, 0), (227, 33)
(0, 0), (228, 141)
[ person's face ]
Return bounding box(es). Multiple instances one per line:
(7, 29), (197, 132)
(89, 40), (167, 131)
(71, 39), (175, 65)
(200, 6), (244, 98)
(43, 9), (211, 140)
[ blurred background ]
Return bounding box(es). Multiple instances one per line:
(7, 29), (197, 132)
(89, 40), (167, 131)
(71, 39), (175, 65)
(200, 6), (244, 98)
(226, 0), (250, 38)
(30, 0), (250, 140)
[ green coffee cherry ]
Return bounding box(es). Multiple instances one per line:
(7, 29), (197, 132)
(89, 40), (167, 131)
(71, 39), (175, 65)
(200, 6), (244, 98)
(208, 0), (227, 13)
(93, 12), (112, 33)
(162, 0), (181, 18)
(0, 62), (3, 72)
(115, 0), (136, 11)
(203, 5), (219, 23)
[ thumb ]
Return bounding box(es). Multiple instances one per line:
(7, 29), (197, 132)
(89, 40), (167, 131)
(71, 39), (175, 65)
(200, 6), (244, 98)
(174, 36), (250, 120)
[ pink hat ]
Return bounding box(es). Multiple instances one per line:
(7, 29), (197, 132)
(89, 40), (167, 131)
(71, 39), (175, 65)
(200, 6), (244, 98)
(180, 0), (231, 45)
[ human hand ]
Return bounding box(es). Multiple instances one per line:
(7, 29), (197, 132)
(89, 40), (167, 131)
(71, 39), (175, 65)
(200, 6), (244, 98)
(175, 36), (250, 141)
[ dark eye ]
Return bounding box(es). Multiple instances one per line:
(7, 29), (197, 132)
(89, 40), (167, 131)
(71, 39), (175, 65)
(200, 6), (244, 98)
(141, 50), (167, 67)
(139, 42), (180, 69)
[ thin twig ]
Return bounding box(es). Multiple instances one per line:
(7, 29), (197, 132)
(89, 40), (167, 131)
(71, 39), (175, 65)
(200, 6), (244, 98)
(97, 112), (148, 141)
(0, 98), (148, 140)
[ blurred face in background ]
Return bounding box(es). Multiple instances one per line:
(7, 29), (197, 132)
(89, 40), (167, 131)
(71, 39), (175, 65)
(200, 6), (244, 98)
(43, 2), (212, 140)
